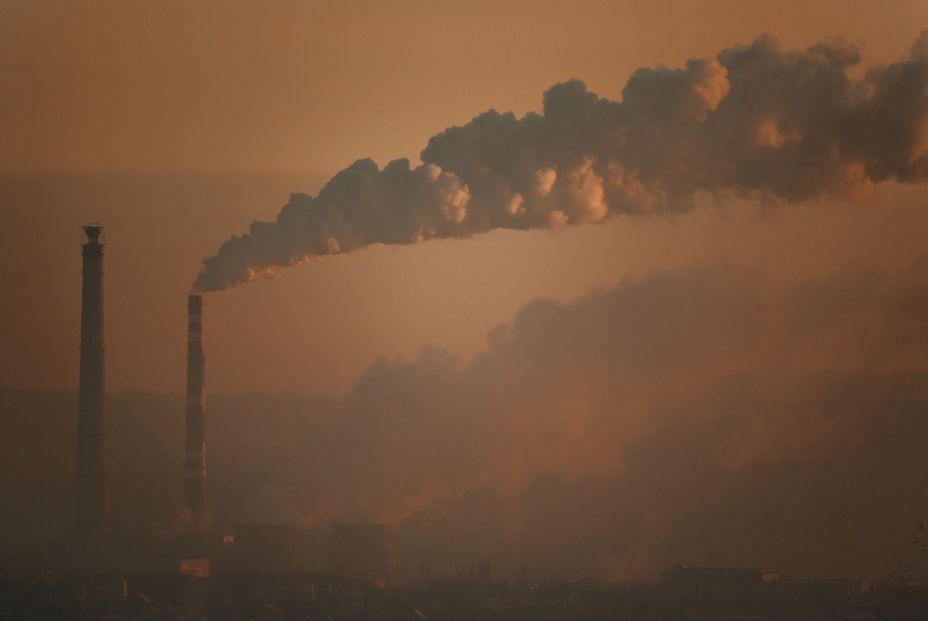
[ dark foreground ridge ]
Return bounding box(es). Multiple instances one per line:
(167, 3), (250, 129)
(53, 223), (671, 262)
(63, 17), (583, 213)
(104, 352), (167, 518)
(2, 567), (928, 620)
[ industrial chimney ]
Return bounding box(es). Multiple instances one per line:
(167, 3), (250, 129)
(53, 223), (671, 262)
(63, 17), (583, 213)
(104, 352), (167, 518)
(75, 224), (109, 537)
(185, 294), (208, 527)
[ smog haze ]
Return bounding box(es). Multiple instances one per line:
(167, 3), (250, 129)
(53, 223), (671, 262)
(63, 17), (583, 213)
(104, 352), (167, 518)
(3, 0), (928, 598)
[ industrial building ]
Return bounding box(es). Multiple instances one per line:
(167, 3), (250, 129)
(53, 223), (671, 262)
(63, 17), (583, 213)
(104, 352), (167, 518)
(328, 522), (396, 587)
(233, 525), (302, 573)
(62, 225), (397, 583)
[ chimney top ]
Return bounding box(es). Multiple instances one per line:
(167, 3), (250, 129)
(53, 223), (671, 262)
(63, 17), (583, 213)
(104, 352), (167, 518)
(82, 224), (104, 244)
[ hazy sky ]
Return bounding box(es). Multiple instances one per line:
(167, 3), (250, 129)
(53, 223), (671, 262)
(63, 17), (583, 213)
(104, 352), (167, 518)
(2, 0), (928, 395)
(4, 0), (928, 174)
(5, 1), (928, 581)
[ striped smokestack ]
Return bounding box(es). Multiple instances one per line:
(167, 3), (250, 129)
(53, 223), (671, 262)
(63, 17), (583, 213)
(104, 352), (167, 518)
(185, 294), (208, 527)
(75, 224), (109, 537)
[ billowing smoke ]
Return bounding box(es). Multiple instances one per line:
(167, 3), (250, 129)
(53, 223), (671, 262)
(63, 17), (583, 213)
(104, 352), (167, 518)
(194, 33), (928, 292)
(245, 252), (928, 580)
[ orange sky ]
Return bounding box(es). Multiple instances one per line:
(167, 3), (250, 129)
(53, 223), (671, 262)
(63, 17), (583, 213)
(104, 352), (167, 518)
(4, 0), (928, 174)
(2, 1), (928, 395)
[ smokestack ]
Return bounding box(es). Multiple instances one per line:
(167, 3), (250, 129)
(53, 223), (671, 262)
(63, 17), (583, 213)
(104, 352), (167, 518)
(75, 224), (109, 537)
(185, 294), (208, 527)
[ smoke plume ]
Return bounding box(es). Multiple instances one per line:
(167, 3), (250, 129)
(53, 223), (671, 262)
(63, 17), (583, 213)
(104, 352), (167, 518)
(194, 33), (928, 291)
(251, 254), (928, 535)
(5, 252), (928, 578)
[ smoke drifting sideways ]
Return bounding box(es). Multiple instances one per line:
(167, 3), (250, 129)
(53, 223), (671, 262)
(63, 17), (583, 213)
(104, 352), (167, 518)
(194, 32), (928, 292)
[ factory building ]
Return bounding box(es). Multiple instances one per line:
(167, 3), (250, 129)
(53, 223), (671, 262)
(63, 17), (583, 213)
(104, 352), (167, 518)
(328, 523), (395, 587)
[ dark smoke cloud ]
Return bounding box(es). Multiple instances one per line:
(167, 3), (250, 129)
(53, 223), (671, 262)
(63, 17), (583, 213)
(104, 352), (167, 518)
(6, 254), (928, 578)
(249, 253), (928, 578)
(394, 370), (928, 582)
(194, 33), (928, 291)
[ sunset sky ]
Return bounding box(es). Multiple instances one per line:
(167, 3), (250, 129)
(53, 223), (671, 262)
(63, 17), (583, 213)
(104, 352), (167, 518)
(2, 0), (928, 397)
(4, 0), (928, 174)
(5, 0), (928, 582)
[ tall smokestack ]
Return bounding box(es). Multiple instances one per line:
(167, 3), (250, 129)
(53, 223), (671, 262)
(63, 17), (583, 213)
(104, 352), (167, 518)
(75, 224), (109, 537)
(185, 294), (208, 527)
